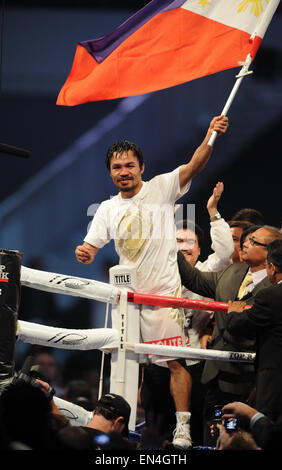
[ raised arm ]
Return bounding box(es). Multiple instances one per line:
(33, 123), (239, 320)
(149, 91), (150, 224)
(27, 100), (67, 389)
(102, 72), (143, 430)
(179, 115), (229, 190)
(206, 181), (224, 221)
(200, 182), (234, 271)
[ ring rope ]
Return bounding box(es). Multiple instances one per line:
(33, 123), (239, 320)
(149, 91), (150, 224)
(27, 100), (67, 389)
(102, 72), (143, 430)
(127, 343), (255, 363)
(127, 291), (251, 312)
(17, 320), (118, 350)
(21, 265), (251, 312)
(19, 265), (254, 363)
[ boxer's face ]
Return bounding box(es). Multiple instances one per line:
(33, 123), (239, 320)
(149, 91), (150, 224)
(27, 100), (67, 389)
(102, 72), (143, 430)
(110, 150), (144, 198)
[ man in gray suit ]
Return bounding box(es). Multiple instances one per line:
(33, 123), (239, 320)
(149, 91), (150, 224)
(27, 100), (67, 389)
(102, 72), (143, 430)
(177, 225), (282, 445)
(226, 239), (282, 422)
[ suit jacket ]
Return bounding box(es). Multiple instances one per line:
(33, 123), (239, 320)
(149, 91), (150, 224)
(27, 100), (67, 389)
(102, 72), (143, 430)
(251, 414), (282, 450)
(227, 283), (282, 417)
(177, 251), (272, 394)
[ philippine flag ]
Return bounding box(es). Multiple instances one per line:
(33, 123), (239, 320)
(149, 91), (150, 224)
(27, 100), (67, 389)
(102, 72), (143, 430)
(57, 0), (280, 106)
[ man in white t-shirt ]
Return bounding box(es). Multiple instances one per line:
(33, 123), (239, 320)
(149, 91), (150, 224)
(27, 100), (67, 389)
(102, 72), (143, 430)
(75, 115), (229, 449)
(141, 182), (234, 445)
(177, 182), (234, 355)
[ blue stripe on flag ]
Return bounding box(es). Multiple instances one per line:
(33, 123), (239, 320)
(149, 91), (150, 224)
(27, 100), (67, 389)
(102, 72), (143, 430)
(79, 0), (186, 63)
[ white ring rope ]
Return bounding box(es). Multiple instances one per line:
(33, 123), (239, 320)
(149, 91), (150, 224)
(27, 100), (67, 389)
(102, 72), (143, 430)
(128, 343), (255, 363)
(21, 265), (119, 304)
(19, 265), (255, 363)
(17, 320), (118, 350)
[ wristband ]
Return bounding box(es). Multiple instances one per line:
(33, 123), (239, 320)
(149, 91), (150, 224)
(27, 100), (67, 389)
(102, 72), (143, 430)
(210, 212), (221, 222)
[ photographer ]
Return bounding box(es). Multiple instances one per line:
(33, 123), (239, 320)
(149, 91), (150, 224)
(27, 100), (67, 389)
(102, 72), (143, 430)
(222, 401), (282, 450)
(0, 354), (71, 449)
(210, 406), (260, 450)
(0, 250), (72, 449)
(0, 378), (65, 449)
(215, 419), (260, 450)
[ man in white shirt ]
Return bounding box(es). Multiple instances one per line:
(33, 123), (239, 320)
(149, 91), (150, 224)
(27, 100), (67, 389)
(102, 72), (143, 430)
(75, 115), (229, 449)
(141, 182), (234, 446)
(175, 182), (233, 444)
(176, 182), (234, 355)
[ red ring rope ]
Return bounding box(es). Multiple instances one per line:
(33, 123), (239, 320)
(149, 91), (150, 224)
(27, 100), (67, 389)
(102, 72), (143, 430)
(127, 292), (252, 312)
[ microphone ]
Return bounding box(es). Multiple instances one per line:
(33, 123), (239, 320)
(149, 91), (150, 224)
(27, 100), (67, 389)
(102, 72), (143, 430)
(0, 142), (30, 159)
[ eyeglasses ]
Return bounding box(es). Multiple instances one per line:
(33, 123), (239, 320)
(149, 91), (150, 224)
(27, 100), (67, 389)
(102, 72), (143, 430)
(176, 237), (196, 246)
(248, 235), (268, 248)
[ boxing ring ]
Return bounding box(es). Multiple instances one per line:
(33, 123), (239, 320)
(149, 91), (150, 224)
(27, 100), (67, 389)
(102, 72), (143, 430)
(15, 263), (255, 432)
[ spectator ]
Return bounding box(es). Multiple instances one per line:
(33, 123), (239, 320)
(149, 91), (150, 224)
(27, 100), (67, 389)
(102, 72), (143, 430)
(58, 392), (136, 450)
(61, 350), (105, 404)
(231, 208), (264, 226)
(0, 379), (66, 450)
(226, 239), (282, 422)
(239, 224), (263, 250)
(62, 379), (95, 411)
(177, 225), (282, 445)
(176, 182), (234, 444)
(228, 220), (253, 263)
(221, 401), (282, 450)
(215, 421), (260, 450)
(28, 345), (65, 397)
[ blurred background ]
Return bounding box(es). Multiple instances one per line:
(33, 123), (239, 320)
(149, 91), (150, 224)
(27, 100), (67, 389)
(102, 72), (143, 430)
(0, 1), (281, 402)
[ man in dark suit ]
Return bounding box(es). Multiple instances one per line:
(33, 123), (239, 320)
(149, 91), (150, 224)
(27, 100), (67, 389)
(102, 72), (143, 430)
(226, 239), (282, 422)
(177, 225), (282, 444)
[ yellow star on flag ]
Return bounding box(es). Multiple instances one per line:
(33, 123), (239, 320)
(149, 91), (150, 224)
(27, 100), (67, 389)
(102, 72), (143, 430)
(238, 0), (270, 18)
(197, 0), (211, 8)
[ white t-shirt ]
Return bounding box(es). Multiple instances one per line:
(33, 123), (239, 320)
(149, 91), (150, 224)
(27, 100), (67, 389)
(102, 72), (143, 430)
(85, 167), (190, 295)
(182, 217), (234, 366)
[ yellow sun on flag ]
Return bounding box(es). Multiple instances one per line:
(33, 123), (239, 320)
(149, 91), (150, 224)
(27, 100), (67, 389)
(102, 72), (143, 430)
(238, 0), (270, 17)
(197, 0), (211, 7)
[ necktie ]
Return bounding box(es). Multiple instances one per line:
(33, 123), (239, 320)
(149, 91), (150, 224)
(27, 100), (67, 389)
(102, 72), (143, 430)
(237, 273), (253, 299)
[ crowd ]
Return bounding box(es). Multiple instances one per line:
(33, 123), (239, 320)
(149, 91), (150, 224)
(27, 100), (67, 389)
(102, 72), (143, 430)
(1, 198), (282, 453)
(1, 113), (282, 452)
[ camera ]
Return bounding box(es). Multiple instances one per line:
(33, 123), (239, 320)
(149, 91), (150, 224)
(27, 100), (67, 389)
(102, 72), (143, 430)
(224, 417), (239, 432)
(93, 432), (137, 450)
(213, 405), (223, 419)
(12, 356), (55, 401)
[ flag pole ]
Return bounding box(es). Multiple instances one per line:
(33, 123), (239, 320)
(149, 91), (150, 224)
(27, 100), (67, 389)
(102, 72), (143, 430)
(208, 53), (253, 147)
(208, 0), (280, 147)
